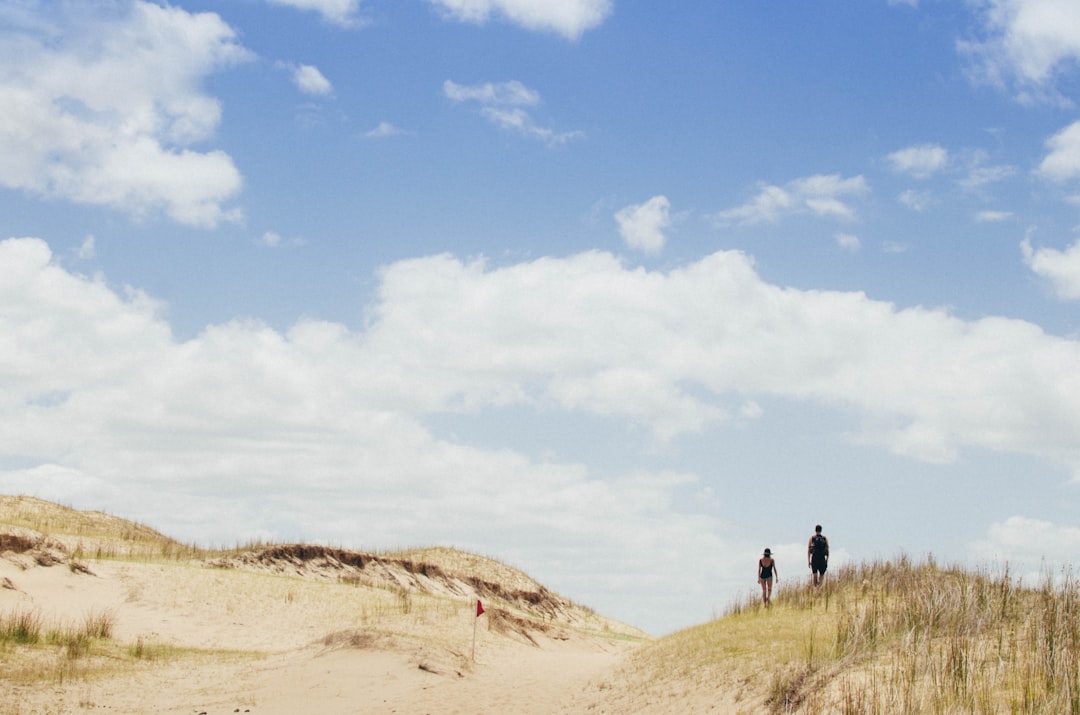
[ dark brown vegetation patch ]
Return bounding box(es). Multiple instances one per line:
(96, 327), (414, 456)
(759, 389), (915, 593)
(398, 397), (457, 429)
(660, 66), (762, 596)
(211, 544), (580, 628)
(0, 533), (40, 554)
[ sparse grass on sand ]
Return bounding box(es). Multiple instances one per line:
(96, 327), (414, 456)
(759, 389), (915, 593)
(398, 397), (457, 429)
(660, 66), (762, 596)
(0, 495), (203, 561)
(617, 555), (1080, 714)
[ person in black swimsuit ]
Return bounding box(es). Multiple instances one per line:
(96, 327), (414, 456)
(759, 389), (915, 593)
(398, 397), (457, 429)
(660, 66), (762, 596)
(758, 548), (778, 605)
(808, 525), (829, 588)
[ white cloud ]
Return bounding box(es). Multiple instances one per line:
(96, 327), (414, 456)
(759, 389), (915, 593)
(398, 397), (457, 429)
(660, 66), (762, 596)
(78, 235), (96, 260)
(898, 189), (935, 212)
(961, 0), (1080, 102)
(259, 230), (305, 248)
(972, 516), (1080, 580)
(887, 143), (949, 178)
(614, 196), (671, 255)
(427, 0), (612, 39)
(975, 210), (1014, 222)
(267, 0), (364, 27)
(959, 164), (1018, 190)
(0, 2), (249, 227)
(835, 232), (861, 252)
(10, 232), (1080, 475)
(1022, 235), (1080, 300)
(365, 121), (406, 138)
(740, 400), (764, 419)
(443, 79), (539, 106)
(292, 64), (333, 95)
(1038, 121), (1080, 182)
(480, 107), (584, 145)
(715, 174), (869, 226)
(444, 79), (582, 146)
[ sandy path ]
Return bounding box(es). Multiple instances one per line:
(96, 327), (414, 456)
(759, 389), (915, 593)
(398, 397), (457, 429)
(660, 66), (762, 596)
(194, 637), (631, 715)
(6, 635), (632, 715)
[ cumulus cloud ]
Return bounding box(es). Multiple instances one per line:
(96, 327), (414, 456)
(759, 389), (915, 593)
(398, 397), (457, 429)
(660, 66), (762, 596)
(959, 164), (1017, 190)
(887, 143), (949, 178)
(443, 79), (539, 106)
(976, 210), (1014, 222)
(1038, 121), (1080, 182)
(614, 196), (671, 255)
(898, 189), (935, 212)
(1022, 235), (1080, 300)
(961, 0), (1080, 102)
(0, 2), (249, 227)
(835, 232), (861, 251)
(292, 64), (333, 95)
(972, 516), (1080, 580)
(267, 0), (364, 27)
(427, 0), (612, 39)
(443, 79), (582, 146)
(365, 121), (406, 138)
(77, 235), (96, 260)
(9, 232), (1080, 474)
(715, 174), (869, 226)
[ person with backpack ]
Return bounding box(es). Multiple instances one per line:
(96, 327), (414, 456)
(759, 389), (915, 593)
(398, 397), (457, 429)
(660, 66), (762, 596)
(757, 548), (778, 605)
(808, 525), (829, 588)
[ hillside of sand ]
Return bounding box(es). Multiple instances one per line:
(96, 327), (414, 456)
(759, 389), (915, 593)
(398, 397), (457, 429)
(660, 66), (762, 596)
(1, 495), (663, 715)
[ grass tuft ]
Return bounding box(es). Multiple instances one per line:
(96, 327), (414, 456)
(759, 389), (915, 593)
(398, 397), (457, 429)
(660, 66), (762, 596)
(1, 609), (43, 645)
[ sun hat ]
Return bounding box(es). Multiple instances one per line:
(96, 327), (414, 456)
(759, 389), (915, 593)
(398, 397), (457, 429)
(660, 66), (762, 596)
(763, 548), (771, 556)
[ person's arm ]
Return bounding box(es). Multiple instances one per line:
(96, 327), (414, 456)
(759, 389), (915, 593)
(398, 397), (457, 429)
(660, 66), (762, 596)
(774, 561), (779, 581)
(824, 537), (830, 561)
(808, 539), (813, 567)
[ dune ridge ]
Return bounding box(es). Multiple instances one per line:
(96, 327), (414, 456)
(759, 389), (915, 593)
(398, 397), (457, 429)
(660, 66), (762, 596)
(0, 495), (651, 714)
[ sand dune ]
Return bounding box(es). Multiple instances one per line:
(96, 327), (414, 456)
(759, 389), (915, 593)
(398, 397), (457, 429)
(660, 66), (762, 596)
(3, 496), (695, 715)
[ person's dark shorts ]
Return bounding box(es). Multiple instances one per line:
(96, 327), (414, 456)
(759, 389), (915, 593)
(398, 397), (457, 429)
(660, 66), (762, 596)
(811, 557), (828, 575)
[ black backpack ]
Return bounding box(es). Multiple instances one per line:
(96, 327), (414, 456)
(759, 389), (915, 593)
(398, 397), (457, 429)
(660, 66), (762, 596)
(811, 534), (828, 557)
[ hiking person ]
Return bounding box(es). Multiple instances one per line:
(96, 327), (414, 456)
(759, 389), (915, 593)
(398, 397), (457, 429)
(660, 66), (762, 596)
(757, 548), (778, 605)
(808, 525), (829, 588)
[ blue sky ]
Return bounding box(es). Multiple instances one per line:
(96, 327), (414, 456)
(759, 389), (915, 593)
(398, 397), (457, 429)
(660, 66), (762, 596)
(4, 0), (1080, 636)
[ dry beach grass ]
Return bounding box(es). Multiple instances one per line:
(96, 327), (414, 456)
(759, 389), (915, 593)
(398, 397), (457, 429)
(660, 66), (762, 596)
(2, 495), (1076, 714)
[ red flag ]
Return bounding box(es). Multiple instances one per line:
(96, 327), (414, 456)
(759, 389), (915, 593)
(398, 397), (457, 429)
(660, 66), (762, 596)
(476, 599), (485, 617)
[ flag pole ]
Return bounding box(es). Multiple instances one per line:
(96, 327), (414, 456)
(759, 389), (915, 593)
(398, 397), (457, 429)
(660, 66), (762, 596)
(472, 599), (484, 662)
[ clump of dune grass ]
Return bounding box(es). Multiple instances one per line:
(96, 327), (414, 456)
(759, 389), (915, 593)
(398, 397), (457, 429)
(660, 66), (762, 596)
(0, 607), (211, 697)
(0, 608), (115, 654)
(618, 556), (1080, 715)
(0, 608), (44, 645)
(0, 608), (119, 690)
(127, 635), (189, 662)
